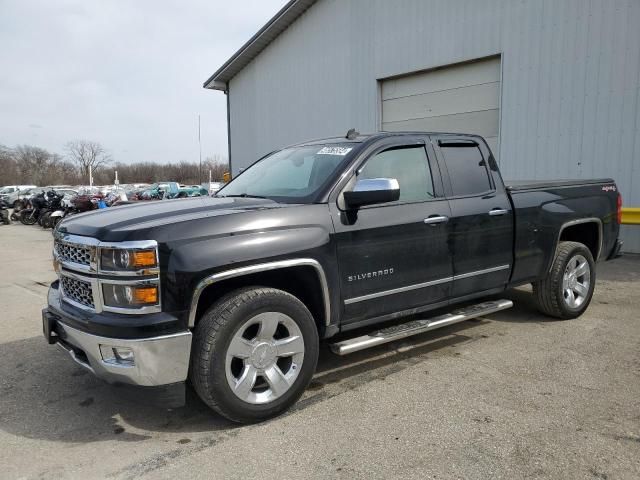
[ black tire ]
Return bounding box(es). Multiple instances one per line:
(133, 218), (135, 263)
(20, 209), (37, 225)
(532, 241), (596, 319)
(43, 211), (56, 228)
(51, 215), (62, 229)
(190, 287), (319, 423)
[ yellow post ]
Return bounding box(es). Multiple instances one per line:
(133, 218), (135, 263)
(621, 208), (640, 225)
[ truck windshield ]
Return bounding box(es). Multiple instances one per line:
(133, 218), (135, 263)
(217, 143), (355, 203)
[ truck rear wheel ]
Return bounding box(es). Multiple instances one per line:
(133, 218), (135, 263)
(190, 287), (319, 423)
(532, 241), (596, 319)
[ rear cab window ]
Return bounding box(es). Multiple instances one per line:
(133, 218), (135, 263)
(438, 141), (493, 197)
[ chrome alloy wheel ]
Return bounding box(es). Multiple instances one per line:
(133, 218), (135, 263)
(562, 254), (591, 309)
(225, 312), (305, 404)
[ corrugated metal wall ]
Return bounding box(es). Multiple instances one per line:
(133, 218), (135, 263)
(228, 0), (640, 252)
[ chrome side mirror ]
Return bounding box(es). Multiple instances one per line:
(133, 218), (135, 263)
(343, 178), (400, 209)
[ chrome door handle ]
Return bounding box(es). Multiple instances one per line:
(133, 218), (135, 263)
(489, 208), (508, 216)
(424, 215), (449, 225)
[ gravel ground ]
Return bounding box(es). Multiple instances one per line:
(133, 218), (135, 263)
(0, 223), (639, 480)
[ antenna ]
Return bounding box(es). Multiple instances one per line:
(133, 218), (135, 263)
(345, 128), (359, 140)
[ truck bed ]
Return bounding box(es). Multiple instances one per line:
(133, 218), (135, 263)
(506, 177), (619, 287)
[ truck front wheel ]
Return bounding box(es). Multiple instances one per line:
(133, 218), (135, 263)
(533, 241), (596, 319)
(190, 287), (319, 423)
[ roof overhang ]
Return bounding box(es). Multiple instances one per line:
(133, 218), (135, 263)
(203, 0), (317, 91)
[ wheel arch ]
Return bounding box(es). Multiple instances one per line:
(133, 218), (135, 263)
(188, 259), (331, 331)
(556, 218), (602, 264)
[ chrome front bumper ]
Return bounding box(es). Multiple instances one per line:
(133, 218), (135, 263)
(44, 286), (192, 387)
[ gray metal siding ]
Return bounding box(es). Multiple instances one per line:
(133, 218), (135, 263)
(228, 0), (640, 252)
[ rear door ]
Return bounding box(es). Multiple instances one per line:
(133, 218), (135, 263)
(432, 135), (513, 298)
(330, 137), (453, 326)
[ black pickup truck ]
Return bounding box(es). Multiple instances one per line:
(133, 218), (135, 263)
(43, 131), (623, 423)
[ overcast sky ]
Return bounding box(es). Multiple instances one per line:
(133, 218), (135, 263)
(0, 0), (287, 164)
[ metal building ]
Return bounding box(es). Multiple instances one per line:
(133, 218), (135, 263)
(205, 0), (640, 252)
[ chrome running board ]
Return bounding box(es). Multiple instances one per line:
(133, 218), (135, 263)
(330, 299), (513, 355)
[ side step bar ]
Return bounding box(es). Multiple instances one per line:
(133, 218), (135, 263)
(330, 299), (513, 355)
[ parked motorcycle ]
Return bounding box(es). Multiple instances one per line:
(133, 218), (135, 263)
(47, 196), (74, 229)
(19, 190), (63, 227)
(40, 191), (65, 229)
(10, 197), (26, 222)
(70, 193), (99, 214)
(0, 198), (11, 225)
(19, 191), (47, 225)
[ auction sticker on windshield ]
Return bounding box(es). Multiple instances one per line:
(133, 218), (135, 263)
(317, 146), (353, 156)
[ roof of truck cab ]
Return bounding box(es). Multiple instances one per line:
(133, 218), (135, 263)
(290, 131), (482, 147)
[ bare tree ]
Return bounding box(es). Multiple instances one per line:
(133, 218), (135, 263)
(0, 145), (19, 184)
(48, 156), (81, 185)
(2, 142), (228, 187)
(14, 145), (56, 186)
(65, 140), (111, 181)
(204, 156), (228, 181)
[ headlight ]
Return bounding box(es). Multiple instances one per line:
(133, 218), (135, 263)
(100, 248), (157, 271)
(102, 284), (159, 308)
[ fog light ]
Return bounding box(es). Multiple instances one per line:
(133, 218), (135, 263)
(100, 345), (135, 366)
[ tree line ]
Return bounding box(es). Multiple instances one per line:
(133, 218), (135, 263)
(0, 140), (228, 187)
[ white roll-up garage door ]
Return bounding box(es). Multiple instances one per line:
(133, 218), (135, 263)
(381, 57), (501, 158)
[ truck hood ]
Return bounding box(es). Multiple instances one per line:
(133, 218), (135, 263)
(57, 196), (284, 241)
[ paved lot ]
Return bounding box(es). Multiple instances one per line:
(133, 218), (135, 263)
(1, 223), (639, 480)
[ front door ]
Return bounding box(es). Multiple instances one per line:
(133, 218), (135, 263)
(330, 138), (453, 326)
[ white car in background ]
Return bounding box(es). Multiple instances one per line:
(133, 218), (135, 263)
(2, 186), (39, 207)
(0, 185), (38, 206)
(208, 182), (224, 195)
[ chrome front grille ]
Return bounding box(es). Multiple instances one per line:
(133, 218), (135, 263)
(60, 275), (95, 309)
(55, 241), (93, 267)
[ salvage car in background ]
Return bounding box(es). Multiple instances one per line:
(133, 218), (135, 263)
(0, 185), (37, 207)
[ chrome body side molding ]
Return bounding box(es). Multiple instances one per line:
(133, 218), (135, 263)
(344, 277), (451, 305)
(344, 265), (510, 305)
(188, 258), (331, 328)
(452, 264), (510, 280)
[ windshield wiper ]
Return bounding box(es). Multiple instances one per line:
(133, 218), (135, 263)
(218, 193), (269, 199)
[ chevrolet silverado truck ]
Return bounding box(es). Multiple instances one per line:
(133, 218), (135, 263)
(43, 131), (623, 423)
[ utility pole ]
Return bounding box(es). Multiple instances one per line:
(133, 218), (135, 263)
(198, 114), (202, 184)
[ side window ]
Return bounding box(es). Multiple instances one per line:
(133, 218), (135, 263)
(439, 145), (492, 196)
(359, 146), (434, 203)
